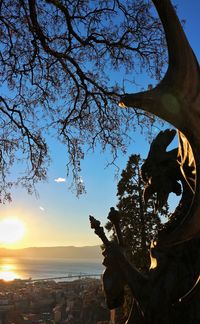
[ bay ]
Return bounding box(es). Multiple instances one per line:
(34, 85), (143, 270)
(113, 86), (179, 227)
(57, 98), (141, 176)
(0, 257), (104, 281)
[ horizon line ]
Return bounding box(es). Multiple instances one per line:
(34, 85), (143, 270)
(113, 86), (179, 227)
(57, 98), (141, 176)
(0, 244), (101, 250)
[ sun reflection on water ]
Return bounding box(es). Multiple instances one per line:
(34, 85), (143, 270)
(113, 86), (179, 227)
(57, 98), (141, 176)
(0, 259), (19, 282)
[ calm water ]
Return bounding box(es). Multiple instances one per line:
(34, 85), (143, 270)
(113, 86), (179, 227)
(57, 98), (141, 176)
(0, 257), (104, 281)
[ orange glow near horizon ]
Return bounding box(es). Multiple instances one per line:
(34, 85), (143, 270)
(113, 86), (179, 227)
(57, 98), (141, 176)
(0, 217), (26, 246)
(0, 262), (19, 281)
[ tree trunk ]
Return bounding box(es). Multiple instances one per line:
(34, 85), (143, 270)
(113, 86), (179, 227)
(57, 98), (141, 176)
(97, 0), (200, 322)
(117, 0), (200, 322)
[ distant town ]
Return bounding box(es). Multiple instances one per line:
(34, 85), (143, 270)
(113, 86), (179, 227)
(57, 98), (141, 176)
(0, 276), (110, 324)
(0, 245), (111, 323)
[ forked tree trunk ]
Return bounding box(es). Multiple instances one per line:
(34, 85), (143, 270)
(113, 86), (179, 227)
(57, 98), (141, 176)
(121, 0), (200, 246)
(92, 0), (200, 322)
(117, 0), (200, 322)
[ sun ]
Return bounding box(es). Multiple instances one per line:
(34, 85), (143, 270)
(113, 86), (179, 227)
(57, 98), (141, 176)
(0, 217), (25, 244)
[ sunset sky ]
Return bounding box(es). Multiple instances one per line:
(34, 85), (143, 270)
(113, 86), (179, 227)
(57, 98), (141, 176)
(0, 0), (200, 249)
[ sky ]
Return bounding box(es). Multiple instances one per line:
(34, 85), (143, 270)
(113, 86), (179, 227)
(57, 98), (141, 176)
(0, 0), (200, 249)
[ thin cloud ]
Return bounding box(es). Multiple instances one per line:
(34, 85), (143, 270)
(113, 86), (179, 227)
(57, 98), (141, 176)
(54, 177), (66, 183)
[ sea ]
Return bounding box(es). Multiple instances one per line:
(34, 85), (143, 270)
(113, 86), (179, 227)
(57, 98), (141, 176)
(0, 257), (104, 282)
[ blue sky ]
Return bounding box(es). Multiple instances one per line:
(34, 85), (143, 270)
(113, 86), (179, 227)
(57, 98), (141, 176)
(0, 0), (200, 249)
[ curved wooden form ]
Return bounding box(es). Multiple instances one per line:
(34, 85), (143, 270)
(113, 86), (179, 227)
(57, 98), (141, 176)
(120, 0), (200, 246)
(92, 2), (200, 322)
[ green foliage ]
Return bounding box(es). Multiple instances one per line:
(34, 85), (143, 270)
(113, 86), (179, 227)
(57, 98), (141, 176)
(107, 154), (169, 272)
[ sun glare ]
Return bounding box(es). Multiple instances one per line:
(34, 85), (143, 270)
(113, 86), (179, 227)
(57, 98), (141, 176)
(0, 262), (19, 281)
(0, 217), (25, 245)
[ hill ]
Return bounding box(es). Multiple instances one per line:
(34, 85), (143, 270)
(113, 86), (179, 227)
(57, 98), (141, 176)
(0, 245), (102, 259)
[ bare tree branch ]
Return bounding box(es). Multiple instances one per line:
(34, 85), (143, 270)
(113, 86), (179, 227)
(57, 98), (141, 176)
(0, 0), (168, 200)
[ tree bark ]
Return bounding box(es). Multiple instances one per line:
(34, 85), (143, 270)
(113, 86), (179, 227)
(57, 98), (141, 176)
(121, 0), (200, 245)
(112, 0), (200, 322)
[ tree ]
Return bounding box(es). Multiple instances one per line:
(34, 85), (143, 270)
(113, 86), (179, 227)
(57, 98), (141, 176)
(105, 154), (169, 322)
(116, 154), (168, 272)
(96, 0), (200, 321)
(0, 0), (168, 202)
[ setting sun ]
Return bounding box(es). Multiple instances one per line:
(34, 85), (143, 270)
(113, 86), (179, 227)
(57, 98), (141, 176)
(0, 218), (25, 244)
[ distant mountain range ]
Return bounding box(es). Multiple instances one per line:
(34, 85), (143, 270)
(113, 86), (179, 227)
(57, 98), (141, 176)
(0, 245), (102, 259)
